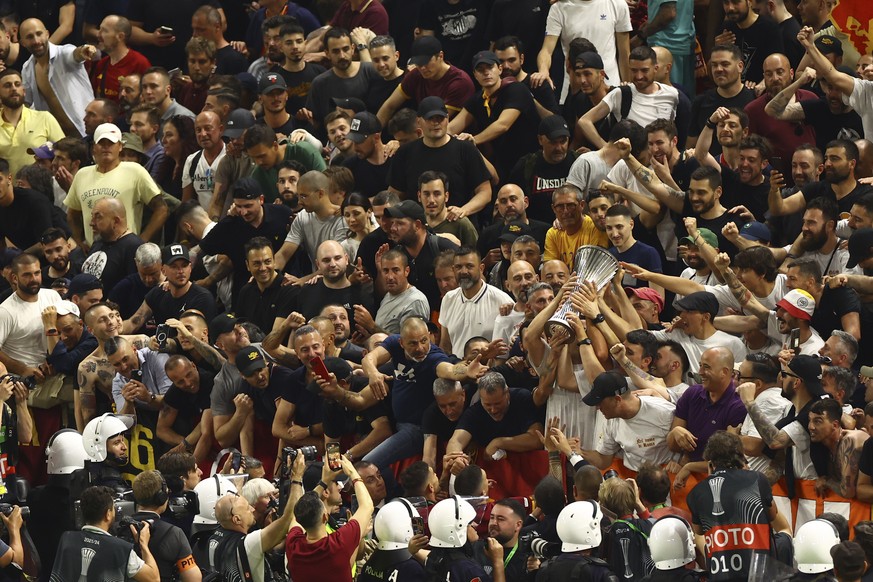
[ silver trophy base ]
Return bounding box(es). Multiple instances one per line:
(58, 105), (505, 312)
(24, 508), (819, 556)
(545, 318), (573, 339)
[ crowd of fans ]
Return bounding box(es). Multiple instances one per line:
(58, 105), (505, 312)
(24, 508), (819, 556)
(0, 0), (872, 579)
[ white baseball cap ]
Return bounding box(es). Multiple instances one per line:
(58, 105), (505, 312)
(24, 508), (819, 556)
(55, 300), (80, 317)
(94, 123), (122, 143)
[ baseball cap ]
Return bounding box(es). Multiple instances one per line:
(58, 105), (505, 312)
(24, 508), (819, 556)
(384, 200), (426, 223)
(679, 227), (718, 249)
(235, 345), (267, 377)
(574, 51), (607, 78)
(739, 221), (771, 243)
(417, 96), (449, 119)
(224, 108), (255, 138)
(209, 313), (242, 344)
(232, 177), (262, 200)
(162, 244), (190, 265)
(498, 220), (532, 243)
(625, 287), (664, 313)
(787, 354), (825, 397)
(815, 35), (843, 56)
(27, 142), (54, 159)
(472, 50), (500, 69)
(582, 371), (630, 406)
(830, 542), (866, 577)
(0, 248), (21, 269)
(331, 97), (366, 113)
(847, 227), (873, 268)
(347, 112), (382, 144)
(409, 35), (442, 67)
(94, 123), (122, 143)
(68, 273), (102, 296)
(538, 115), (570, 140)
(55, 300), (81, 317)
(235, 72), (258, 94)
(259, 72), (287, 94)
(121, 133), (145, 155)
(776, 289), (815, 321)
(674, 291), (719, 319)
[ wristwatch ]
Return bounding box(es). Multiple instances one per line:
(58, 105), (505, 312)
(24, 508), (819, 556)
(591, 314), (606, 324)
(356, 43), (368, 52)
(577, 338), (592, 346)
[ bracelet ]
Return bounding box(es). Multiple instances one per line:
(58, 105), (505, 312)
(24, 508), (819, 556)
(577, 338), (592, 346)
(705, 119), (716, 129)
(317, 480), (328, 490)
(46, 329), (59, 336)
(352, 478), (364, 486)
(591, 314), (605, 324)
(181, 437), (191, 451)
(291, 480), (303, 487)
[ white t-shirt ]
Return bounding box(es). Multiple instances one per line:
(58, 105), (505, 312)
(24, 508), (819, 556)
(845, 78), (873, 139)
(596, 395), (677, 470)
(493, 309), (526, 347)
(546, 0), (632, 100)
(741, 386), (792, 474)
(765, 312), (825, 355)
(602, 83), (679, 127)
(781, 244), (851, 277)
(666, 382), (690, 404)
(651, 328), (747, 373)
(284, 210), (347, 269)
(704, 273), (788, 314)
(677, 267), (716, 304)
(566, 150), (611, 195)
(0, 289), (62, 367)
(439, 283), (513, 358)
(182, 144), (227, 208)
(783, 417), (817, 480)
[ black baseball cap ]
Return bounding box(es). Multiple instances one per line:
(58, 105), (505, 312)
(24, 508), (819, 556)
(787, 354), (825, 397)
(538, 115), (570, 140)
(347, 112), (382, 143)
(472, 50), (500, 69)
(574, 51), (607, 78)
(417, 96), (449, 119)
(209, 313), (242, 343)
(815, 35), (843, 56)
(582, 371), (630, 406)
(331, 97), (366, 112)
(232, 177), (262, 200)
(259, 72), (287, 94)
(384, 200), (426, 223)
(498, 220), (532, 243)
(674, 291), (719, 319)
(162, 244), (190, 265)
(224, 108), (255, 138)
(68, 273), (102, 296)
(409, 36), (442, 67)
(235, 345), (267, 377)
(847, 227), (873, 268)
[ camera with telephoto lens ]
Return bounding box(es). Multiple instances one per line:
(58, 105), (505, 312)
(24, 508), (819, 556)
(280, 446), (318, 478)
(116, 515), (148, 547)
(603, 469), (619, 480)
(155, 324), (178, 349)
(519, 531), (561, 560)
(166, 490), (199, 520)
(0, 374), (36, 390)
(0, 504), (29, 520)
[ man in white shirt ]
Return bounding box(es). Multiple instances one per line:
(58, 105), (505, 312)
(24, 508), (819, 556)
(438, 248), (513, 358)
(182, 111), (226, 208)
(737, 353), (792, 477)
(492, 260), (538, 348)
(579, 370), (677, 471)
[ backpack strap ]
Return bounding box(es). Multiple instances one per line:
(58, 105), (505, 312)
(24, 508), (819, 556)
(188, 150), (204, 182)
(619, 85), (633, 121)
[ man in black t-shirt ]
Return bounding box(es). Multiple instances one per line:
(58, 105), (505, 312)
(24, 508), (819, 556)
(274, 23), (326, 118)
(363, 35), (407, 116)
(342, 112), (391, 197)
(422, 378), (470, 468)
(161, 355), (214, 455)
(722, 0), (783, 83)
(236, 238), (297, 335)
(294, 240), (375, 321)
(686, 431), (780, 582)
(477, 185), (550, 270)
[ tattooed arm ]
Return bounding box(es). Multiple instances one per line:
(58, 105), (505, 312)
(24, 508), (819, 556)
(622, 154), (685, 213)
(740, 391), (795, 449)
(830, 431), (867, 499)
(121, 301), (153, 334)
(186, 334), (226, 370)
(713, 253), (771, 321)
(608, 344), (669, 399)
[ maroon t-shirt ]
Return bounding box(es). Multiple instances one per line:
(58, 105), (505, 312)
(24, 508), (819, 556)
(89, 50), (151, 102)
(400, 65), (475, 113)
(286, 520), (361, 582)
(744, 89), (817, 164)
(330, 0), (389, 35)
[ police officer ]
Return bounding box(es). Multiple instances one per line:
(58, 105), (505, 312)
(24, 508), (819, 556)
(81, 413), (135, 490)
(424, 495), (506, 582)
(534, 501), (618, 582)
(51, 485), (160, 582)
(130, 470), (199, 581)
(643, 516), (700, 582)
(359, 499), (426, 582)
(28, 429), (88, 576)
(791, 519), (840, 581)
(190, 474), (238, 573)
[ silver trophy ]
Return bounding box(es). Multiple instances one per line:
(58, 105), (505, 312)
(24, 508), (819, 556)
(545, 245), (619, 338)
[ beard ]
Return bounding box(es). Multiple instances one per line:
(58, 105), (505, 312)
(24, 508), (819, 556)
(799, 228), (828, 252)
(457, 274), (479, 290)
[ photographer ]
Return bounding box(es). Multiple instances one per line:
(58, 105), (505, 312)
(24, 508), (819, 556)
(155, 452), (202, 537)
(0, 369), (33, 497)
(130, 470), (200, 582)
(52, 485), (160, 582)
(152, 312), (225, 376)
(473, 498), (530, 582)
(241, 478), (280, 530)
(286, 455), (374, 582)
(534, 501), (617, 582)
(210, 450), (306, 582)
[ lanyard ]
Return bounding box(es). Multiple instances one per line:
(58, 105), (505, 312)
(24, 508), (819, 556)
(504, 542), (518, 567)
(651, 503), (666, 511)
(615, 518), (650, 539)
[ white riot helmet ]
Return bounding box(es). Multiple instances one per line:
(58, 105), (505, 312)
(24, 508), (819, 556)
(374, 499), (417, 550)
(795, 519), (840, 574)
(82, 413), (135, 462)
(428, 496), (476, 548)
(649, 515), (696, 569)
(557, 501), (603, 552)
(45, 429), (88, 475)
(193, 474), (238, 526)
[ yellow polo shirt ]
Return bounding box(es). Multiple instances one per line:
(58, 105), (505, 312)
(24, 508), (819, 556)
(0, 106), (65, 176)
(543, 215), (609, 269)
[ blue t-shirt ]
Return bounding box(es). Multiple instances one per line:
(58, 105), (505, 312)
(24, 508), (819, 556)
(609, 241), (663, 288)
(381, 334), (451, 424)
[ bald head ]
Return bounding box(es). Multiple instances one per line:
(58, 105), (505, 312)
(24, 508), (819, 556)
(19, 19), (49, 58)
(299, 171), (330, 194)
(707, 346), (735, 369)
(316, 239), (348, 282)
(763, 53), (793, 97)
(401, 316), (428, 337)
(94, 197), (126, 218)
(214, 494), (235, 524)
(652, 47), (672, 82)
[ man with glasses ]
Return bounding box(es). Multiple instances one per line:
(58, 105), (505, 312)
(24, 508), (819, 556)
(543, 184), (610, 269)
(736, 353), (792, 480)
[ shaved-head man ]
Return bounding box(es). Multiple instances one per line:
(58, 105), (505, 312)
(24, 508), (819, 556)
(183, 110), (226, 207)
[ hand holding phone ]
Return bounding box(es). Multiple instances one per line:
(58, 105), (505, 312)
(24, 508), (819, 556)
(311, 356), (331, 383)
(326, 442), (342, 471)
(159, 26), (174, 35)
(788, 328), (800, 353)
